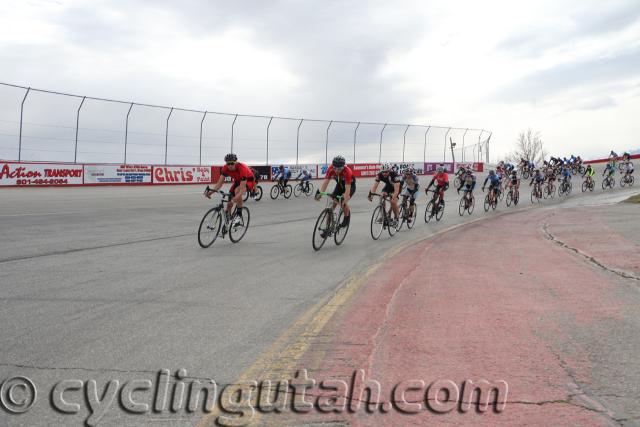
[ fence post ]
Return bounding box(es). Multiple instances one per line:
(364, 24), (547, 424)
(461, 128), (468, 163)
(325, 120), (333, 165)
(296, 118), (304, 165)
(18, 87), (30, 161)
(164, 107), (174, 165)
(266, 116), (273, 165)
(124, 102), (134, 164)
(402, 124), (410, 162)
(443, 128), (451, 162)
(423, 126), (431, 164)
(353, 122), (360, 164)
(74, 96), (86, 163)
(379, 124), (387, 164)
(230, 113), (238, 155)
(486, 132), (492, 164)
(199, 111), (207, 166)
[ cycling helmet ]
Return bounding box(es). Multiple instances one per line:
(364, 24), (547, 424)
(224, 153), (237, 162)
(489, 170), (495, 175)
(404, 166), (414, 174)
(279, 164), (284, 170)
(380, 162), (391, 172)
(332, 155), (346, 168)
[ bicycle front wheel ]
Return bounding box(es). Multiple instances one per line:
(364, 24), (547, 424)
(506, 191), (513, 207)
(425, 201), (435, 223)
(307, 182), (315, 195)
(370, 205), (384, 240)
(485, 195), (491, 211)
(458, 197), (466, 216)
(294, 184), (303, 197)
(334, 210), (349, 245)
(468, 196), (475, 214)
(313, 209), (332, 251)
(435, 201), (445, 221)
(254, 186), (263, 201)
(229, 207), (250, 243)
(198, 208), (222, 248)
(407, 204), (417, 228)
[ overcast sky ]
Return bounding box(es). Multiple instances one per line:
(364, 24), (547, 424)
(1, 0), (639, 163)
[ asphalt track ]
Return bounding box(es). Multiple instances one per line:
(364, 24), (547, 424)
(0, 165), (637, 426)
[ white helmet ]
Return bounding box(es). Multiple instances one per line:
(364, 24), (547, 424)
(380, 162), (391, 172)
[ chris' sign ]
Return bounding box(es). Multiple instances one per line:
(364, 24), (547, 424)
(1, 162), (83, 186)
(152, 166), (212, 184)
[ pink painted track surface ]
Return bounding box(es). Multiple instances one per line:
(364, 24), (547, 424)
(278, 203), (640, 426)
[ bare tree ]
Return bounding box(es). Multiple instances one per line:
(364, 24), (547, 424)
(506, 129), (546, 164)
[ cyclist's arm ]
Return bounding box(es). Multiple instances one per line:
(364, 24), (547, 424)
(343, 183), (352, 204)
(370, 180), (380, 195)
(319, 177), (330, 193)
(212, 174), (225, 192)
(392, 181), (401, 199)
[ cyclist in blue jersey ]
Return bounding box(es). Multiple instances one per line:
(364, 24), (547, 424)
(296, 168), (312, 193)
(273, 165), (292, 188)
(482, 170), (502, 199)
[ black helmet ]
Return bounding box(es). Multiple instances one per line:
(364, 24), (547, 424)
(332, 155), (346, 168)
(224, 153), (237, 162)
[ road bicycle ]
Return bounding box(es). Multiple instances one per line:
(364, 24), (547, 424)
(242, 185), (263, 202)
(531, 182), (543, 204)
(483, 186), (498, 211)
(581, 176), (595, 192)
(602, 175), (615, 190)
(505, 185), (519, 207)
(398, 194), (418, 230)
(198, 187), (250, 247)
(293, 180), (315, 197)
(558, 179), (572, 197)
(620, 173), (635, 187)
(543, 180), (555, 199)
(312, 192), (349, 251)
(370, 193), (399, 239)
(270, 180), (293, 199)
(424, 189), (445, 223)
(458, 189), (475, 216)
(617, 160), (633, 174)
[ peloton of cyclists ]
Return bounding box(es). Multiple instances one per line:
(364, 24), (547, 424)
(368, 163), (402, 226)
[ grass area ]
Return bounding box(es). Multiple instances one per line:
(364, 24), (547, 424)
(624, 193), (640, 203)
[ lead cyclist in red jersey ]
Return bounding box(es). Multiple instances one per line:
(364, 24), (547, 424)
(315, 155), (356, 231)
(205, 153), (255, 223)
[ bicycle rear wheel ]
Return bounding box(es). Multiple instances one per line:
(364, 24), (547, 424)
(254, 186), (263, 201)
(388, 210), (398, 236)
(458, 197), (466, 216)
(334, 210), (349, 245)
(306, 182), (315, 195)
(198, 208), (222, 248)
(467, 196), (475, 214)
(506, 191), (513, 207)
(229, 207), (250, 243)
(407, 205), (417, 228)
(312, 209), (332, 251)
(284, 185), (293, 199)
(485, 194), (491, 211)
(370, 205), (384, 240)
(270, 185), (280, 199)
(399, 204), (407, 229)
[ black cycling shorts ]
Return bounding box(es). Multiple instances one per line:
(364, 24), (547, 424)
(333, 179), (356, 198)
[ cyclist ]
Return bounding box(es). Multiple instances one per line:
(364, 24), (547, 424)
(249, 167), (261, 199)
(530, 169), (545, 197)
(623, 160), (635, 180)
(315, 155), (355, 235)
(504, 162), (515, 174)
(425, 165), (449, 216)
(482, 169), (501, 202)
(603, 161), (616, 180)
(560, 166), (571, 191)
(399, 167), (420, 224)
(506, 169), (520, 198)
(368, 163), (401, 226)
(622, 151), (631, 162)
(609, 150), (618, 160)
(457, 169), (476, 204)
(581, 164), (595, 187)
(273, 165), (292, 189)
(296, 168), (312, 193)
(205, 153), (254, 224)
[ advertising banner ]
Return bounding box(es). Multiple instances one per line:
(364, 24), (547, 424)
(390, 162), (425, 175)
(0, 162), (84, 186)
(152, 166), (212, 184)
(424, 162), (455, 174)
(84, 164), (152, 184)
(270, 164), (318, 179)
(318, 163), (380, 179)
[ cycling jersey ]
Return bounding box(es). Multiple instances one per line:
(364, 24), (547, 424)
(583, 168), (595, 177)
(484, 174), (501, 187)
(222, 162), (254, 182)
(458, 174), (476, 191)
(626, 163), (635, 173)
(401, 174), (419, 191)
(530, 173), (545, 184)
(325, 165), (355, 186)
(430, 171), (449, 188)
(296, 170), (311, 181)
(376, 170), (401, 186)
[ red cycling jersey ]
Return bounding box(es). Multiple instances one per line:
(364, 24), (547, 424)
(221, 162), (254, 182)
(325, 165), (354, 185)
(432, 171), (449, 187)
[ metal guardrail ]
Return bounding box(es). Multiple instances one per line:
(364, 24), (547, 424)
(0, 82), (492, 165)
